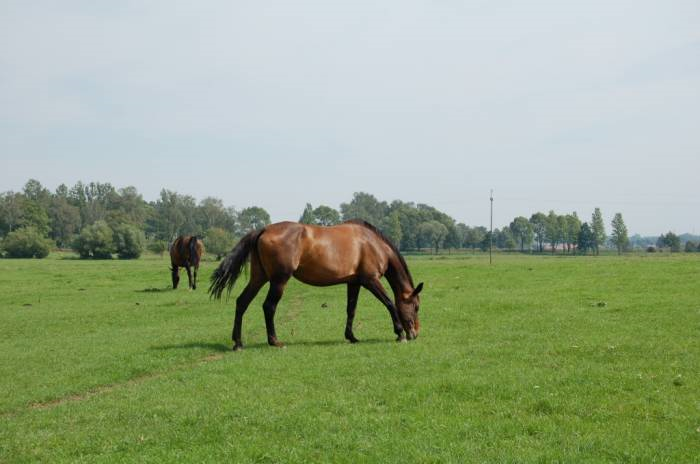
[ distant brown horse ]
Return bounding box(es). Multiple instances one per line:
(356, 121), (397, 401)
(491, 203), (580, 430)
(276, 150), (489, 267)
(170, 236), (204, 290)
(210, 220), (423, 351)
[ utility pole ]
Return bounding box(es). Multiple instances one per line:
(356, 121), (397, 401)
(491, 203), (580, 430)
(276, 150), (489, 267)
(489, 189), (493, 265)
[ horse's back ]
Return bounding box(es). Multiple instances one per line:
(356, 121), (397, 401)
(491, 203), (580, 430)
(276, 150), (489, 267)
(257, 222), (388, 285)
(170, 235), (202, 266)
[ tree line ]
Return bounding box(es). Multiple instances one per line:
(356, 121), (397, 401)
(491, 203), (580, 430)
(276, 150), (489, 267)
(0, 179), (271, 259)
(1, 179), (697, 258)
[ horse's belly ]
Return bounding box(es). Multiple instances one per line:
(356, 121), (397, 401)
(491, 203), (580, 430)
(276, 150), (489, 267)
(293, 246), (359, 286)
(293, 263), (356, 286)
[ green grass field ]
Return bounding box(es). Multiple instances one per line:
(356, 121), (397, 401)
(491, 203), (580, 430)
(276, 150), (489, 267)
(1, 253), (698, 463)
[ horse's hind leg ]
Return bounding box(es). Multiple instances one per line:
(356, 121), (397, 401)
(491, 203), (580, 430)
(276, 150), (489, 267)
(262, 277), (290, 348)
(345, 283), (360, 343)
(232, 260), (268, 351)
(185, 265), (193, 289)
(231, 280), (265, 350)
(192, 265), (198, 290)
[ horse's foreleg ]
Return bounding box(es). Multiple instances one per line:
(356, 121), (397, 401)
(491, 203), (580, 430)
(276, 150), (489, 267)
(232, 279), (265, 350)
(171, 266), (180, 289)
(345, 283), (360, 343)
(262, 278), (289, 348)
(363, 278), (405, 341)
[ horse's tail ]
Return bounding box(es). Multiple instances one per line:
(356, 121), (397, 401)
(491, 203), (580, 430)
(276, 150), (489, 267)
(209, 229), (264, 300)
(189, 235), (200, 267)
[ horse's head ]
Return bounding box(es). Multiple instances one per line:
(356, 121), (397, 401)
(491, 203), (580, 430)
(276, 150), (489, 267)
(397, 282), (423, 340)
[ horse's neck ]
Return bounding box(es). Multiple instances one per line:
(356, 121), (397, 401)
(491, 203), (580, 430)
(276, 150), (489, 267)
(385, 254), (412, 299)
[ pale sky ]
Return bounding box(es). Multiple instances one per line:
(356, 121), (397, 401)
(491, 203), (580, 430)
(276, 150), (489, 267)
(1, 1), (699, 235)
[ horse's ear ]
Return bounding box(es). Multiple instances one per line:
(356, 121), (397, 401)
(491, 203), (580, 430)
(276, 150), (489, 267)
(412, 282), (424, 297)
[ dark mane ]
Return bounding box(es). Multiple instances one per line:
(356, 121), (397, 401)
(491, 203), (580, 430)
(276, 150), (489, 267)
(344, 219), (414, 287)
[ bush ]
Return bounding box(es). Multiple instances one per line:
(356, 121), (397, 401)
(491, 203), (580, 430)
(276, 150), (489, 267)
(73, 221), (114, 259)
(1, 227), (52, 258)
(205, 227), (235, 260)
(646, 246), (657, 253)
(147, 239), (168, 257)
(685, 241), (697, 253)
(113, 224), (145, 259)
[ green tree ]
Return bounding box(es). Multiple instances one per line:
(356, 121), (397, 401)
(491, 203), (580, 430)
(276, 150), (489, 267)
(529, 212), (547, 252)
(340, 192), (388, 225)
(1, 227), (52, 258)
(76, 182), (118, 226)
(0, 192), (24, 235)
(557, 215), (569, 253)
(455, 223), (468, 248)
(417, 220), (448, 254)
(23, 179), (51, 207)
(147, 190), (199, 240)
(55, 183), (70, 199)
(577, 222), (595, 255)
(465, 226), (486, 251)
(509, 216), (533, 252)
(205, 227), (235, 260)
(195, 197), (235, 233)
(417, 203), (460, 249)
(237, 206), (271, 234)
(545, 211), (561, 254)
(312, 205), (341, 226)
(479, 231), (491, 252)
(113, 223), (145, 259)
(48, 196), (81, 248)
(299, 203), (315, 224)
(663, 232), (681, 252)
(18, 199), (51, 236)
(389, 200), (421, 250)
(73, 221), (114, 259)
(496, 228), (517, 250)
(380, 211), (402, 249)
(656, 234), (666, 250)
(105, 186), (149, 227)
(562, 212), (581, 254)
(147, 239), (168, 257)
(610, 213), (629, 255)
(685, 241), (697, 252)
(591, 208), (606, 255)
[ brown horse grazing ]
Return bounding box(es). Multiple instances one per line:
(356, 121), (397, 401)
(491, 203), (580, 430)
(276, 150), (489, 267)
(170, 235), (204, 290)
(209, 220), (423, 351)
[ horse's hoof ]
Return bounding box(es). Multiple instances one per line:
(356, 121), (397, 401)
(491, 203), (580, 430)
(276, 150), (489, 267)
(347, 337), (359, 344)
(396, 335), (407, 343)
(233, 344), (243, 351)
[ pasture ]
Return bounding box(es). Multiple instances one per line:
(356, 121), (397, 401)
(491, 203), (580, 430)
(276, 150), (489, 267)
(1, 253), (698, 463)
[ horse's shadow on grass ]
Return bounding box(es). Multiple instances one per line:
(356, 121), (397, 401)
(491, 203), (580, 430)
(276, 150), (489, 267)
(152, 338), (389, 353)
(277, 338), (389, 348)
(136, 287), (172, 293)
(152, 342), (230, 352)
